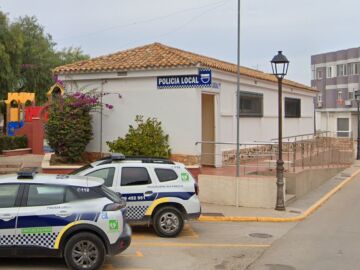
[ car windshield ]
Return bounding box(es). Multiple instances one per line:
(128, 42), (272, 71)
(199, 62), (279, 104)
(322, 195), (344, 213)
(69, 164), (93, 175)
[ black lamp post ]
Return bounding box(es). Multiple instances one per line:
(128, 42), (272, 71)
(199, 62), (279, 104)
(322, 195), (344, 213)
(271, 51), (289, 211)
(355, 90), (360, 160)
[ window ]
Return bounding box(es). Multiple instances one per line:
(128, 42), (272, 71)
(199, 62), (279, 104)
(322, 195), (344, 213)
(121, 167), (151, 186)
(337, 64), (347, 77)
(0, 184), (19, 208)
(316, 69), (323, 79)
(86, 167), (115, 187)
(239, 91), (263, 117)
(347, 63), (360, 76)
(155, 168), (178, 182)
(337, 118), (350, 137)
(337, 91), (343, 100)
(317, 94), (322, 102)
(27, 185), (67, 206)
(326, 67), (332, 78)
(348, 91), (354, 100)
(285, 98), (301, 118)
(70, 164), (93, 175)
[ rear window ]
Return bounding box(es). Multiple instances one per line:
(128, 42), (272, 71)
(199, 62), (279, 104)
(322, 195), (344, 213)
(121, 167), (151, 186)
(155, 168), (178, 182)
(27, 185), (67, 206)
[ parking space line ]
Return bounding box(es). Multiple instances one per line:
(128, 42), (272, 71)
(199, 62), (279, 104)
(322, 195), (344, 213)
(132, 224), (198, 240)
(132, 242), (271, 248)
(103, 264), (151, 270)
(117, 251), (144, 258)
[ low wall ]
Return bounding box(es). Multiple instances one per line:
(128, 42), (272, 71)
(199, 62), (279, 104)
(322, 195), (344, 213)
(285, 167), (345, 198)
(198, 175), (281, 208)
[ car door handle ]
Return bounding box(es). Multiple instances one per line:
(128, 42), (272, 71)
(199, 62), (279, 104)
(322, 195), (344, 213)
(55, 210), (71, 218)
(0, 214), (15, 221)
(144, 191), (153, 196)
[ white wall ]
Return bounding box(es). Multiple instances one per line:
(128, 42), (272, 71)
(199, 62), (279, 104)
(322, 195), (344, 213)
(60, 69), (202, 155)
(59, 67), (317, 161)
(213, 70), (316, 154)
(317, 111), (353, 138)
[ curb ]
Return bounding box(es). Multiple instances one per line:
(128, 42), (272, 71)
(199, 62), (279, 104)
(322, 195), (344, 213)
(199, 167), (360, 223)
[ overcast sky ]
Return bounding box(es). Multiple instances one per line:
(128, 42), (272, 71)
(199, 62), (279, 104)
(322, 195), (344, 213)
(0, 0), (359, 85)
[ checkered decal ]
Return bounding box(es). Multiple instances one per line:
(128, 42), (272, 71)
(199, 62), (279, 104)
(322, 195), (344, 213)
(0, 233), (58, 248)
(126, 205), (148, 220)
(0, 235), (15, 245)
(16, 232), (58, 248)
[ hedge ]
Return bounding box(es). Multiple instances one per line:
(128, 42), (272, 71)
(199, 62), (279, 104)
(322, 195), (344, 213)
(0, 136), (28, 153)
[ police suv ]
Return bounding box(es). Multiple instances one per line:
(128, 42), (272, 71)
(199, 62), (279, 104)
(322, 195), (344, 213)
(73, 154), (201, 237)
(0, 168), (131, 270)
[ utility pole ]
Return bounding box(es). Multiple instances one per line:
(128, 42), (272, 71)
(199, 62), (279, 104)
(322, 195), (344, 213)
(236, 0), (241, 177)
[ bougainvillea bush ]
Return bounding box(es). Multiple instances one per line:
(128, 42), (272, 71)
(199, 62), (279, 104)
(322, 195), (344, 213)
(107, 115), (171, 158)
(45, 92), (103, 162)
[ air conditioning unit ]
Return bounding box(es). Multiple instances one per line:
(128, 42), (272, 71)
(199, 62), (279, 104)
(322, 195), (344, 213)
(345, 100), (352, 106)
(317, 101), (322, 107)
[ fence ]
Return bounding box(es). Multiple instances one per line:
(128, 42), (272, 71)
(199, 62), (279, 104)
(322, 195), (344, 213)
(195, 131), (354, 177)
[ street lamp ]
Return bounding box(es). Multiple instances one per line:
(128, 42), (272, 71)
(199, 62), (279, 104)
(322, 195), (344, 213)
(354, 90), (360, 160)
(271, 51), (289, 211)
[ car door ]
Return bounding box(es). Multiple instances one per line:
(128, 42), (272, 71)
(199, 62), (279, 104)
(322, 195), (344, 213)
(115, 165), (155, 221)
(0, 184), (22, 248)
(15, 184), (78, 249)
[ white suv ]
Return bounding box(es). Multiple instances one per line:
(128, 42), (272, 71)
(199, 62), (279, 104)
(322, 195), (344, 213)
(0, 168), (131, 270)
(73, 154), (201, 237)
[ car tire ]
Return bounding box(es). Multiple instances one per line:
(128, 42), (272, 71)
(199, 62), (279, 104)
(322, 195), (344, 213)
(153, 206), (184, 238)
(64, 232), (105, 270)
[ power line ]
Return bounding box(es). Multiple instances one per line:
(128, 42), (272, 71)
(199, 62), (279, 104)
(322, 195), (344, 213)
(56, 0), (229, 41)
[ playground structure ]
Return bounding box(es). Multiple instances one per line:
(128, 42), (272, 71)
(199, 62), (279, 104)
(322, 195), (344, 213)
(4, 82), (64, 136)
(1, 83), (64, 155)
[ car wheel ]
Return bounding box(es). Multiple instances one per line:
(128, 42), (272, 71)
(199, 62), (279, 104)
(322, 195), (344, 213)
(153, 206), (184, 238)
(64, 232), (105, 270)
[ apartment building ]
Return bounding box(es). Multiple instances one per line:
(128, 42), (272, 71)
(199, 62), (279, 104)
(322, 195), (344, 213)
(312, 47), (360, 138)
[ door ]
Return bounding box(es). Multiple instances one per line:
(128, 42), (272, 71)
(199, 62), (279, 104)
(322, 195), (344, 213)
(0, 184), (21, 247)
(201, 94), (215, 166)
(115, 166), (155, 221)
(15, 184), (77, 249)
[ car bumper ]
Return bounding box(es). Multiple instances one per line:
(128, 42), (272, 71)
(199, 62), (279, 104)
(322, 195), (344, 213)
(188, 208), (201, 220)
(108, 223), (132, 256)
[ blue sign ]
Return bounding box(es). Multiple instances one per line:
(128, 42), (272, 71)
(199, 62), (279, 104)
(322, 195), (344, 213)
(157, 69), (212, 89)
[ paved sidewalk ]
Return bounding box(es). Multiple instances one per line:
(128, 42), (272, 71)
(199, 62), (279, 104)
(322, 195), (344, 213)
(0, 154), (44, 168)
(201, 162), (359, 218)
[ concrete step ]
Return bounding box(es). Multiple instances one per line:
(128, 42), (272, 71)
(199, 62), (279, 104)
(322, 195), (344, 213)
(285, 193), (297, 206)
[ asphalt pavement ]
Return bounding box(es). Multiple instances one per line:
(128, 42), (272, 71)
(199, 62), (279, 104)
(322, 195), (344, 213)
(247, 163), (360, 270)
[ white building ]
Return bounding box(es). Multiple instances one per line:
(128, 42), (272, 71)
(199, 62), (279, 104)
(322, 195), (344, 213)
(55, 43), (317, 167)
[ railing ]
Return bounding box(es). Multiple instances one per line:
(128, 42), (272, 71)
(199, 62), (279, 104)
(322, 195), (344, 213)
(195, 131), (354, 176)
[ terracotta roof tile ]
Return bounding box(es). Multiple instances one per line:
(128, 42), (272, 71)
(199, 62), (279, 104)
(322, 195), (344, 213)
(54, 42), (316, 92)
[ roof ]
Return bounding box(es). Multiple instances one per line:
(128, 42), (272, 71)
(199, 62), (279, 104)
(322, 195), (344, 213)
(0, 174), (104, 187)
(54, 42), (316, 92)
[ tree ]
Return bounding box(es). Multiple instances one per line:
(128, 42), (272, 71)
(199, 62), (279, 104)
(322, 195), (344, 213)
(107, 115), (171, 158)
(0, 11), (23, 100)
(0, 11), (90, 104)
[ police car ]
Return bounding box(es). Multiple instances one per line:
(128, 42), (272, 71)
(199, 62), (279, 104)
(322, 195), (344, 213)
(0, 168), (131, 270)
(72, 154), (201, 237)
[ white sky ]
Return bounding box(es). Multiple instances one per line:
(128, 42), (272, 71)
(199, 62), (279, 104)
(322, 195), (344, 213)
(1, 0), (360, 85)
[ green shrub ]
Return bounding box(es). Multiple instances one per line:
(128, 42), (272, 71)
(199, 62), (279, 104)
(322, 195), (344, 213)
(107, 115), (171, 158)
(45, 94), (94, 163)
(0, 136), (28, 153)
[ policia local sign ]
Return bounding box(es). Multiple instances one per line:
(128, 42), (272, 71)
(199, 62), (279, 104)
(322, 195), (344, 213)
(157, 69), (212, 89)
